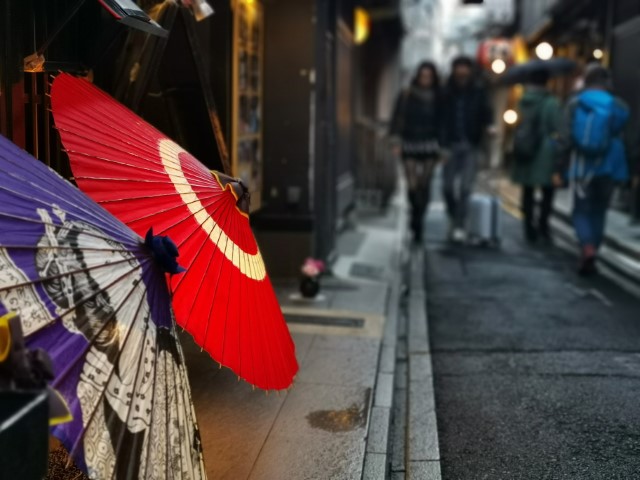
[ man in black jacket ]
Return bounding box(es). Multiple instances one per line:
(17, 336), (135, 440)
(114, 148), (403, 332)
(440, 56), (494, 242)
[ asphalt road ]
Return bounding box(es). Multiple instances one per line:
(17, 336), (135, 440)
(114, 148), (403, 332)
(424, 205), (640, 480)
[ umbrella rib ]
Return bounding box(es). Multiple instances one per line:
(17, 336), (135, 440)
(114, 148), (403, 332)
(123, 191), (227, 231)
(0, 150), (135, 214)
(56, 117), (214, 182)
(50, 260), (147, 386)
(0, 212), (138, 250)
(49, 262), (148, 390)
(163, 346), (172, 480)
(68, 158), (217, 188)
(158, 192), (258, 274)
(177, 207), (223, 334)
(171, 190), (234, 294)
(187, 199), (234, 343)
(98, 190), (222, 205)
(0, 161), (130, 237)
(235, 216), (248, 384)
(0, 244), (135, 254)
(0, 168), (133, 238)
(171, 347), (187, 479)
(110, 283), (154, 480)
(66, 268), (151, 463)
(243, 224), (262, 387)
(62, 142), (215, 184)
(241, 221), (273, 389)
(217, 240), (235, 372)
(140, 271), (166, 479)
(243, 214), (295, 389)
(0, 255), (139, 296)
(170, 193), (232, 299)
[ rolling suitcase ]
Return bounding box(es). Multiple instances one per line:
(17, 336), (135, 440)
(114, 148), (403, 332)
(467, 193), (502, 246)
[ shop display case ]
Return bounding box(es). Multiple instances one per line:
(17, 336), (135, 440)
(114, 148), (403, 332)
(232, 0), (263, 211)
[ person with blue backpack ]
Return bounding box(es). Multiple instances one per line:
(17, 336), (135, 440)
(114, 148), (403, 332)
(554, 64), (630, 276)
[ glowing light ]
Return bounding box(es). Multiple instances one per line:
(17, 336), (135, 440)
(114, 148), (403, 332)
(354, 8), (370, 45)
(491, 59), (507, 74)
(593, 48), (604, 60)
(535, 42), (553, 60)
(503, 109), (518, 125)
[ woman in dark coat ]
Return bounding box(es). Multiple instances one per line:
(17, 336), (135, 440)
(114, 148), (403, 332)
(389, 61), (441, 242)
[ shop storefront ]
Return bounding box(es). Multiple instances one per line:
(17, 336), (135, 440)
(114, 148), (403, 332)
(1, 0), (362, 276)
(232, 0), (264, 211)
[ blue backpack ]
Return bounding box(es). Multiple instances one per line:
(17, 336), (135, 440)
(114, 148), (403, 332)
(571, 94), (614, 158)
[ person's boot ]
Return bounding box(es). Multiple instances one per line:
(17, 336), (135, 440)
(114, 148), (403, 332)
(538, 225), (552, 245)
(578, 244), (597, 276)
(410, 210), (424, 244)
(524, 223), (537, 243)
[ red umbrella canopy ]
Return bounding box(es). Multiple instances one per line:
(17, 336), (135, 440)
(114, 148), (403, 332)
(51, 73), (298, 391)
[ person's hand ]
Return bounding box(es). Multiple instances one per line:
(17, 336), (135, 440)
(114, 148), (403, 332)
(552, 173), (564, 188)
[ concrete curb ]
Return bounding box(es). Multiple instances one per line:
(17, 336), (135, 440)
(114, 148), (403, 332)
(362, 180), (408, 479)
(362, 271), (401, 479)
(405, 248), (441, 480)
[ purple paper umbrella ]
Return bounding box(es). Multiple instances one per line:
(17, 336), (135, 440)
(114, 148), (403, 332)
(0, 135), (205, 479)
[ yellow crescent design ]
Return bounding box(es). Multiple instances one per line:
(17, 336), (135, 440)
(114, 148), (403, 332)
(158, 138), (266, 281)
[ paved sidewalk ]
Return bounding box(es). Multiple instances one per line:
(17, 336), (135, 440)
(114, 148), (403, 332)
(180, 191), (408, 479)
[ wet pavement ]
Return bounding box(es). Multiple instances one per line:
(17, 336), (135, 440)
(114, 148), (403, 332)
(424, 202), (640, 479)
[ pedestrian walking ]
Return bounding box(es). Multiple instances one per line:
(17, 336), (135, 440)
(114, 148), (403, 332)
(390, 61), (441, 243)
(554, 64), (630, 275)
(511, 69), (562, 243)
(440, 56), (494, 242)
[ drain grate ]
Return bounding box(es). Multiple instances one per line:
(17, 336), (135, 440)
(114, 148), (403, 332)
(285, 314), (364, 328)
(350, 262), (385, 280)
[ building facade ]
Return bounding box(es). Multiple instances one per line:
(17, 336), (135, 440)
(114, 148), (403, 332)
(0, 0), (371, 276)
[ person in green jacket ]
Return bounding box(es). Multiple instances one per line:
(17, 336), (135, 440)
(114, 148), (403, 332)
(511, 70), (562, 243)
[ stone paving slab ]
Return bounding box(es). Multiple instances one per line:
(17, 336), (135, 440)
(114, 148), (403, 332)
(366, 406), (391, 454)
(390, 387), (407, 473)
(407, 383), (438, 461)
(408, 461), (442, 480)
(362, 452), (387, 479)
(374, 372), (394, 409)
(409, 353), (433, 381)
(296, 342), (378, 387)
(249, 433), (366, 480)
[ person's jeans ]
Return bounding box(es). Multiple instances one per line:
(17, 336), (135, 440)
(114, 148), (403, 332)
(522, 186), (555, 239)
(572, 176), (615, 250)
(442, 143), (477, 229)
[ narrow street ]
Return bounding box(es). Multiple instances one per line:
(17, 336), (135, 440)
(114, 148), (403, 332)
(425, 205), (640, 479)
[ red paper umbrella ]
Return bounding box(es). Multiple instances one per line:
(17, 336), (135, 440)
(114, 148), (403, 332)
(51, 73), (297, 390)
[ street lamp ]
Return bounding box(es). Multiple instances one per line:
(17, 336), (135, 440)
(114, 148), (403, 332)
(491, 58), (506, 74)
(535, 42), (553, 60)
(354, 8), (370, 45)
(593, 48), (604, 60)
(503, 109), (518, 125)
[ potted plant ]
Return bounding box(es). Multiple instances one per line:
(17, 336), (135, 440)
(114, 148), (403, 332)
(299, 258), (325, 298)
